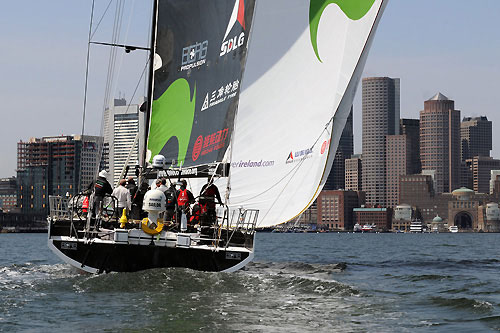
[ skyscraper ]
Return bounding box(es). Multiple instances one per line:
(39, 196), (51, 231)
(362, 77), (400, 206)
(467, 156), (500, 194)
(386, 134), (411, 207)
(400, 118), (421, 175)
(345, 154), (362, 191)
(420, 93), (461, 193)
(324, 108), (354, 190)
(461, 116), (492, 161)
(102, 99), (146, 185)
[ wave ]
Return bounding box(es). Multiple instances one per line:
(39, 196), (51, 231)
(367, 258), (500, 271)
(430, 296), (494, 313)
(401, 274), (453, 282)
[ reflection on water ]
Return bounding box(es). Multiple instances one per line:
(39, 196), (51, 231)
(1, 233), (500, 332)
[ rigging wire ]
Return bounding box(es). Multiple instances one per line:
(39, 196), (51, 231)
(102, 0), (124, 111)
(110, 0), (136, 106)
(78, 0), (96, 193)
(82, 0), (149, 185)
(90, 0), (114, 40)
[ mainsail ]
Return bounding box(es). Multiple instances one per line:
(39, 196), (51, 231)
(146, 0), (256, 168)
(227, 0), (388, 227)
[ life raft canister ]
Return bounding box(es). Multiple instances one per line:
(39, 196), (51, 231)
(177, 189), (189, 206)
(82, 196), (89, 213)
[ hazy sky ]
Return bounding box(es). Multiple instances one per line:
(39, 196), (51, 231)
(1, 1), (499, 178)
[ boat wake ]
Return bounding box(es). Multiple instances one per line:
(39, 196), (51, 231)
(0, 262), (76, 292)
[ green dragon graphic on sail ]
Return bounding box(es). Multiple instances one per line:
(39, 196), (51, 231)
(310, 0), (376, 62)
(147, 78), (196, 166)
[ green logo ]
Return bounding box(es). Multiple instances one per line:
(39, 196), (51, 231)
(310, 0), (376, 62)
(147, 78), (196, 166)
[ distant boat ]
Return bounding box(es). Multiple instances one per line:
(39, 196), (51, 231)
(361, 224), (376, 233)
(409, 219), (423, 233)
(449, 225), (459, 233)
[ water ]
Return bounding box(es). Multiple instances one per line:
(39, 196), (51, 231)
(1, 233), (500, 332)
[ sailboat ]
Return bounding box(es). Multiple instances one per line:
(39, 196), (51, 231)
(48, 0), (388, 273)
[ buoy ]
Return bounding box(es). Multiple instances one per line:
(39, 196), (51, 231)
(120, 208), (128, 228)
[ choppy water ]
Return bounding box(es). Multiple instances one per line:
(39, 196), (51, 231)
(1, 233), (500, 332)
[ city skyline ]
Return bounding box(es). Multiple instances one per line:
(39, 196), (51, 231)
(1, 1), (500, 177)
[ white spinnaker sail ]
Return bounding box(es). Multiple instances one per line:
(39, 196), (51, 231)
(225, 0), (387, 228)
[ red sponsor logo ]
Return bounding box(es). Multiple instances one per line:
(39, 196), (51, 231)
(220, 0), (246, 57)
(192, 136), (203, 161)
(192, 128), (229, 161)
(223, 0), (245, 41)
(321, 139), (331, 155)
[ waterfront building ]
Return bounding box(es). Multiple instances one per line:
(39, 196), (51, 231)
(491, 171), (500, 195)
(17, 135), (102, 215)
(362, 77), (400, 206)
(448, 188), (479, 230)
(477, 203), (500, 232)
(345, 154), (362, 191)
(420, 93), (461, 193)
(353, 207), (392, 231)
(324, 108), (354, 190)
(102, 98), (146, 185)
(386, 134), (411, 208)
(399, 174), (446, 222)
(400, 173), (499, 230)
(316, 190), (364, 231)
(0, 177), (17, 212)
(430, 215), (448, 232)
(460, 116), (492, 161)
(400, 118), (421, 174)
(392, 204), (413, 232)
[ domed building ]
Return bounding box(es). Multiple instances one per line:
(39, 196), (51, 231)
(430, 215), (447, 232)
(400, 173), (500, 231)
(448, 187), (479, 231)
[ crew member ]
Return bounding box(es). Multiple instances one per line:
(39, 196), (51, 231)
(131, 180), (149, 220)
(200, 178), (223, 225)
(156, 178), (168, 193)
(126, 176), (137, 198)
(91, 170), (113, 219)
(112, 179), (132, 220)
(164, 181), (176, 221)
(176, 179), (194, 223)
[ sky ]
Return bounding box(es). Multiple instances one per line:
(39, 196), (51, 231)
(1, 1), (499, 178)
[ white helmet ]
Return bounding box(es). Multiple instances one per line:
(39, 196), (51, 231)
(99, 170), (108, 178)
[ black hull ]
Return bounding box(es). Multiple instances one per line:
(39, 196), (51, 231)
(49, 238), (252, 273)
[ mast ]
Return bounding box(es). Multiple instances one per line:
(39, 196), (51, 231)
(142, 0), (159, 170)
